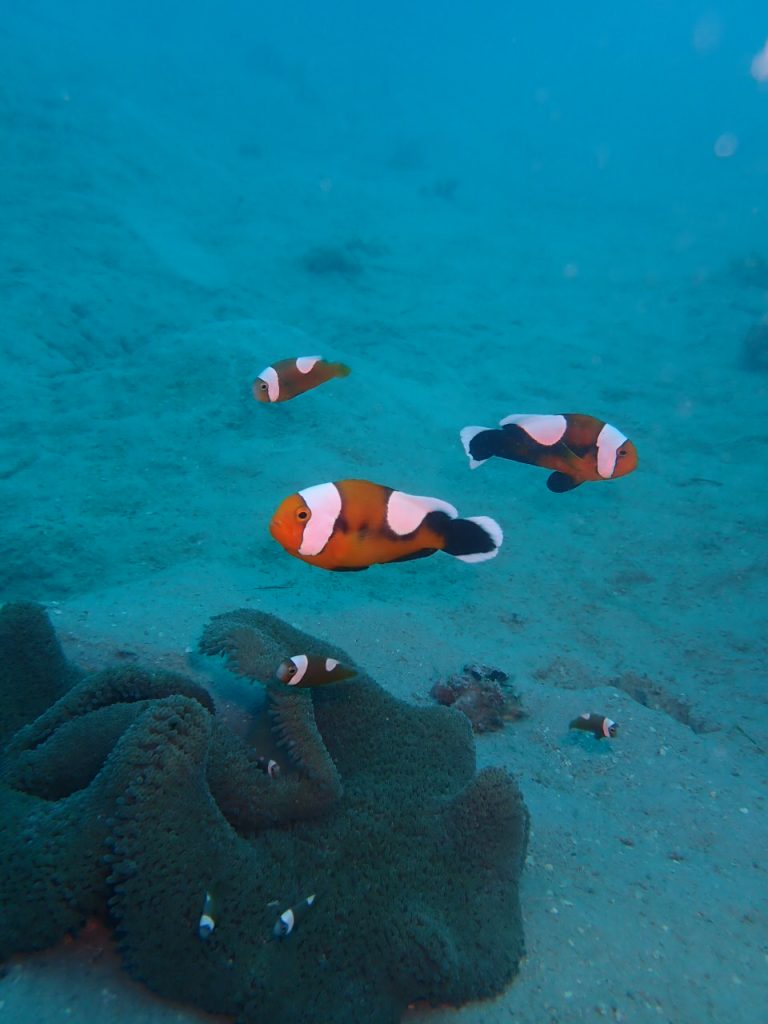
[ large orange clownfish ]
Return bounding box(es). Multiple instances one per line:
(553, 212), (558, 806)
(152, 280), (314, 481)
(460, 413), (638, 493)
(253, 355), (350, 403)
(269, 479), (503, 571)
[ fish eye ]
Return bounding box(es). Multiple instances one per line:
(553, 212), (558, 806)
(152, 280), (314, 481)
(258, 381), (268, 391)
(286, 665), (297, 676)
(618, 448), (627, 457)
(296, 508), (310, 521)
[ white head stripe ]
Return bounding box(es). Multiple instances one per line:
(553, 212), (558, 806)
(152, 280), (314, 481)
(386, 490), (458, 536)
(603, 718), (616, 737)
(297, 483), (342, 555)
(288, 654), (308, 685)
(499, 414), (567, 446)
(257, 366), (280, 402)
(595, 423), (627, 478)
(281, 909), (295, 932)
(325, 658), (338, 672)
(198, 914), (215, 934)
(296, 355), (322, 374)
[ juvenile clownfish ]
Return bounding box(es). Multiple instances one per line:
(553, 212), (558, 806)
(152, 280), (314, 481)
(198, 890), (217, 939)
(569, 712), (618, 740)
(253, 356), (350, 403)
(273, 893), (316, 939)
(269, 479), (503, 571)
(276, 655), (357, 687)
(460, 413), (638, 493)
(255, 756), (280, 778)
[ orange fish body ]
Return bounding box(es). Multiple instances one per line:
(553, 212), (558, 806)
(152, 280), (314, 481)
(461, 413), (637, 492)
(253, 355), (350, 403)
(269, 479), (502, 571)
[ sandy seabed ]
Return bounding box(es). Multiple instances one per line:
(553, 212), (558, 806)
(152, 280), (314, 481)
(1, 16), (767, 1024)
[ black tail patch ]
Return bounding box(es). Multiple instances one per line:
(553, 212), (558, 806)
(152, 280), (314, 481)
(470, 429), (501, 463)
(467, 428), (502, 464)
(427, 512), (503, 563)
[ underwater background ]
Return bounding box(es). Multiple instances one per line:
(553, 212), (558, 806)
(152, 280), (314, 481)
(1, 1), (766, 1022)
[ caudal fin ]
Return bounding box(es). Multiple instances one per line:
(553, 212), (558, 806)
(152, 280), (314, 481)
(333, 362), (352, 378)
(441, 514), (503, 563)
(459, 425), (496, 469)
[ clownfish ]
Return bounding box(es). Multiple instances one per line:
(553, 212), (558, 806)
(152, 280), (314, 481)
(253, 356), (350, 403)
(269, 479), (503, 571)
(460, 413), (638, 493)
(569, 713), (618, 740)
(273, 893), (316, 939)
(276, 655), (357, 687)
(255, 756), (280, 778)
(198, 890), (217, 939)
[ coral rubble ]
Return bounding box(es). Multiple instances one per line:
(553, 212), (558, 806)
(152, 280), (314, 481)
(430, 663), (527, 733)
(0, 603), (529, 1024)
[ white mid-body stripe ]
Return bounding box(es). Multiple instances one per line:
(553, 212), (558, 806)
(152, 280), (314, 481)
(386, 490), (458, 536)
(325, 658), (338, 671)
(298, 482), (342, 555)
(296, 355), (322, 373)
(499, 413), (567, 446)
(287, 654), (308, 684)
(595, 423), (627, 478)
(258, 366), (280, 402)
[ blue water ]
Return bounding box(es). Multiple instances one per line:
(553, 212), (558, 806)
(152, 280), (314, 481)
(1, 2), (766, 1023)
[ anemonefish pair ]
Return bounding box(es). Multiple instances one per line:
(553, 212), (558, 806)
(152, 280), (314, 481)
(253, 356), (350, 403)
(276, 654), (357, 687)
(269, 478), (503, 571)
(570, 712), (619, 740)
(461, 413), (637, 492)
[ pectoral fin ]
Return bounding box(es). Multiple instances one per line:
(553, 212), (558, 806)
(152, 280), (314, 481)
(547, 471), (582, 493)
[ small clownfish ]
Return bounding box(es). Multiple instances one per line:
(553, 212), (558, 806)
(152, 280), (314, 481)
(253, 356), (350, 403)
(276, 654), (357, 687)
(570, 713), (618, 740)
(269, 479), (503, 571)
(460, 413), (638, 493)
(273, 894), (316, 939)
(255, 756), (280, 778)
(198, 890), (217, 939)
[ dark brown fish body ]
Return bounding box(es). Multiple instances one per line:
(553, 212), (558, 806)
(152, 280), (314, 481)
(461, 413), (638, 492)
(276, 654), (356, 687)
(569, 713), (618, 739)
